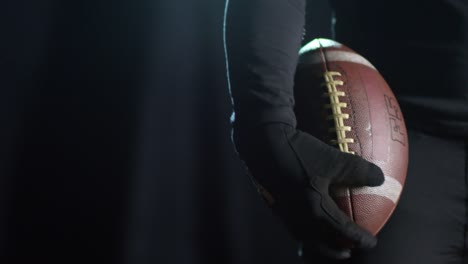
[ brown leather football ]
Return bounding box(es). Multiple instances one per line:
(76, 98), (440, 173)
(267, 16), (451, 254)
(293, 38), (409, 235)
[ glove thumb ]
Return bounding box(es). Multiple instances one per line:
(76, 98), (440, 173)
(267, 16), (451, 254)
(331, 153), (385, 187)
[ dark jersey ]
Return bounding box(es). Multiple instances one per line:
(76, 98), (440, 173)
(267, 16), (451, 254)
(330, 0), (468, 136)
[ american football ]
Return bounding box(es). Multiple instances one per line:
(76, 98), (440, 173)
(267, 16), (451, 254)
(294, 38), (409, 235)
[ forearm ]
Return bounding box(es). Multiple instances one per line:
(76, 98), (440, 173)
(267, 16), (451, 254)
(223, 0), (307, 131)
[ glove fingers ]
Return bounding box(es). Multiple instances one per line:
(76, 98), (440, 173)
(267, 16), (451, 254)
(286, 129), (384, 188)
(299, 241), (352, 261)
(331, 219), (378, 250)
(319, 195), (378, 249)
(331, 153), (385, 187)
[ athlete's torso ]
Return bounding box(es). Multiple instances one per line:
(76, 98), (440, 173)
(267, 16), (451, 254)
(330, 0), (468, 136)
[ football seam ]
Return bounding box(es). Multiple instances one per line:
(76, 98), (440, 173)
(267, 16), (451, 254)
(343, 67), (365, 225)
(343, 68), (362, 225)
(319, 41), (356, 222)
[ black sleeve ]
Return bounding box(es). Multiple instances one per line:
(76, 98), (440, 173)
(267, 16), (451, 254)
(224, 0), (306, 131)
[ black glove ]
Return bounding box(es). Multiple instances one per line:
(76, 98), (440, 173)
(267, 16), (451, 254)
(224, 0), (384, 261)
(233, 123), (384, 260)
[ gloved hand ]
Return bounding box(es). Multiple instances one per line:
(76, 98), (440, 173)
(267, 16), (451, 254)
(233, 122), (384, 260)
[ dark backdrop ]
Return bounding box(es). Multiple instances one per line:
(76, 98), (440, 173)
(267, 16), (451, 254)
(0, 1), (331, 263)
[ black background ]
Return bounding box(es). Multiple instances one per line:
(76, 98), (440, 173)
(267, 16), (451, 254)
(1, 1), (331, 263)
